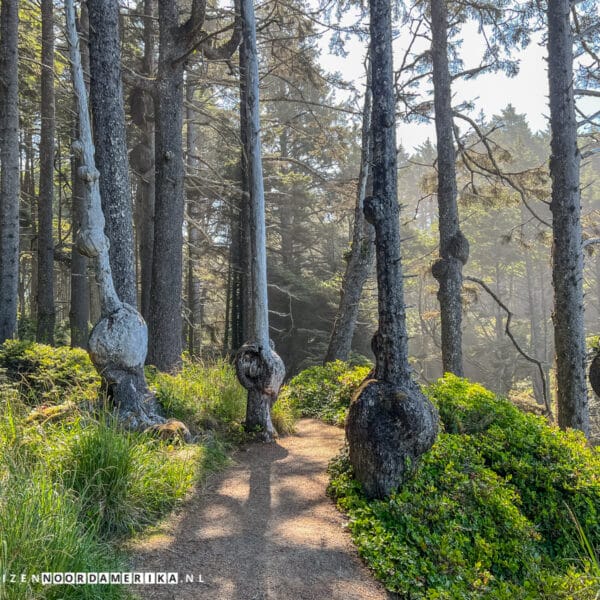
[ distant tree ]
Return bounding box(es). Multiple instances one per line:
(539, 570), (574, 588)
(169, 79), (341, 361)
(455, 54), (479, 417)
(345, 0), (438, 499)
(36, 0), (56, 344)
(88, 0), (137, 307)
(547, 0), (589, 436)
(325, 60), (375, 363)
(0, 0), (20, 343)
(234, 0), (285, 441)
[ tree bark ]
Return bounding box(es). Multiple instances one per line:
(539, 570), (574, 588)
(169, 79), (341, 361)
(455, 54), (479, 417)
(430, 0), (468, 376)
(325, 61), (375, 364)
(88, 0), (137, 307)
(69, 3), (90, 349)
(345, 0), (438, 499)
(0, 0), (20, 343)
(235, 0), (285, 442)
(36, 0), (56, 344)
(547, 0), (589, 436)
(65, 0), (182, 435)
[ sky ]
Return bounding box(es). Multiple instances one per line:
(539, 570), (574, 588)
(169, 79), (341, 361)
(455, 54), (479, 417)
(318, 17), (598, 152)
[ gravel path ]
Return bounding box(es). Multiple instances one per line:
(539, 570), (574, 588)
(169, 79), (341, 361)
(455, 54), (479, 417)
(130, 419), (393, 600)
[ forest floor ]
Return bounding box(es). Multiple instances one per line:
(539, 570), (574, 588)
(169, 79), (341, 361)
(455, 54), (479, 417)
(129, 419), (393, 600)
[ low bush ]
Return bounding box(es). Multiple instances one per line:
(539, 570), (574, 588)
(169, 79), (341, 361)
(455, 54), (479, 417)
(280, 360), (371, 425)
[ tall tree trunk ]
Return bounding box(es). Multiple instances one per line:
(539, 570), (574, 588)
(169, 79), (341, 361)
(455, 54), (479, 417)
(65, 0), (177, 434)
(186, 79), (203, 358)
(69, 3), (90, 349)
(325, 62), (375, 364)
(430, 0), (468, 376)
(0, 0), (20, 343)
(146, 0), (186, 371)
(345, 0), (438, 499)
(547, 0), (589, 436)
(235, 0), (285, 442)
(36, 0), (56, 344)
(88, 0), (137, 307)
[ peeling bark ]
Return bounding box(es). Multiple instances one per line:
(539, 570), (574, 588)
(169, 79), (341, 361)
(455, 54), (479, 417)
(345, 0), (438, 499)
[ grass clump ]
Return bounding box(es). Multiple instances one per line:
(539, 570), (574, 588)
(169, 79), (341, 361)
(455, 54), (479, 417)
(322, 369), (600, 598)
(279, 360), (371, 425)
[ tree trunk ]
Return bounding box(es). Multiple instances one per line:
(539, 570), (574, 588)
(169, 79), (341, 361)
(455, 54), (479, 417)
(235, 0), (285, 442)
(186, 79), (203, 358)
(547, 0), (589, 436)
(345, 0), (438, 499)
(430, 0), (468, 376)
(0, 0), (20, 343)
(146, 0), (186, 372)
(88, 0), (137, 307)
(65, 0), (183, 436)
(36, 0), (56, 345)
(325, 61), (375, 364)
(69, 4), (90, 349)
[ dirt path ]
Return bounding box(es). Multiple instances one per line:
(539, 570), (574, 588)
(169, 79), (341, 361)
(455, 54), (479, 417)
(130, 419), (393, 600)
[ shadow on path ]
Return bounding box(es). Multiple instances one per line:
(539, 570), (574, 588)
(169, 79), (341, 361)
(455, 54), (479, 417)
(131, 419), (394, 600)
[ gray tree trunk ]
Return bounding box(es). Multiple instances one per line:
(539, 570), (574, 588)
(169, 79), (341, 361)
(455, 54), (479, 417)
(0, 0), (20, 343)
(547, 0), (589, 436)
(65, 0), (181, 435)
(88, 0), (137, 307)
(345, 0), (438, 499)
(69, 3), (90, 349)
(186, 79), (203, 358)
(36, 0), (56, 344)
(325, 62), (375, 364)
(235, 0), (285, 442)
(430, 0), (468, 376)
(146, 0), (186, 372)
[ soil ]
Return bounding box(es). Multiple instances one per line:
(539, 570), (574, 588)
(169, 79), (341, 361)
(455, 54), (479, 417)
(129, 419), (394, 599)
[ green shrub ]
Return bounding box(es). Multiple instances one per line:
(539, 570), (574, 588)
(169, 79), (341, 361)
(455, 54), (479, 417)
(427, 374), (600, 559)
(0, 340), (99, 405)
(280, 361), (371, 425)
(329, 437), (542, 598)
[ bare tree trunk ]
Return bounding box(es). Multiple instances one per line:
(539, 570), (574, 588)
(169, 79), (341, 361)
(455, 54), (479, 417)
(186, 79), (203, 358)
(88, 0), (137, 307)
(345, 0), (438, 499)
(0, 0), (20, 343)
(547, 0), (589, 436)
(65, 0), (179, 434)
(430, 0), (468, 376)
(69, 4), (90, 349)
(36, 0), (56, 344)
(325, 61), (375, 364)
(235, 0), (285, 442)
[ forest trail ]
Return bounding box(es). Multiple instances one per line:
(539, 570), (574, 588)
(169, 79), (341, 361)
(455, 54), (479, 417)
(130, 419), (393, 600)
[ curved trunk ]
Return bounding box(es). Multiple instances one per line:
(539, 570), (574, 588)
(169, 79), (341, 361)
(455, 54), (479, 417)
(345, 0), (437, 499)
(325, 63), (375, 364)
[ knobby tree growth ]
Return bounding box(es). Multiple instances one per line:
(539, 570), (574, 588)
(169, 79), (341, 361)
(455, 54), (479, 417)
(65, 0), (178, 434)
(430, 0), (468, 376)
(346, 0), (438, 499)
(234, 0), (285, 442)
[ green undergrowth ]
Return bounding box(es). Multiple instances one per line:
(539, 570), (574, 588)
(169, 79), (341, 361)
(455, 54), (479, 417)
(0, 341), (296, 599)
(281, 362), (600, 598)
(279, 360), (371, 425)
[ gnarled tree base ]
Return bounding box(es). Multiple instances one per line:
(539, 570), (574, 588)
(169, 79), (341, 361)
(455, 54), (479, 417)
(235, 341), (285, 442)
(88, 303), (183, 434)
(346, 379), (438, 499)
